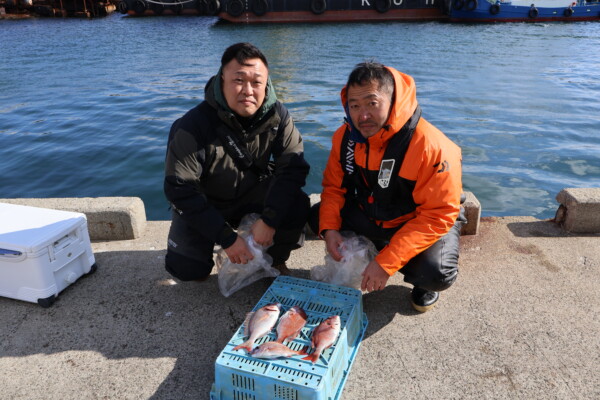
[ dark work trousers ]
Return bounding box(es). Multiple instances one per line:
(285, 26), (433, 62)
(308, 200), (466, 292)
(165, 179), (310, 281)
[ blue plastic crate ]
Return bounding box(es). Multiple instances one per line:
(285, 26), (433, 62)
(211, 276), (368, 400)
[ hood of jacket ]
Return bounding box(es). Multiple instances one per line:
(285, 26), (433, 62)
(204, 67), (278, 132)
(340, 66), (418, 145)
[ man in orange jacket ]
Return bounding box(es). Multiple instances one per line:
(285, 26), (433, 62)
(310, 62), (466, 312)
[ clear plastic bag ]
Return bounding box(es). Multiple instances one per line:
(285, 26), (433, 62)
(310, 231), (377, 289)
(216, 213), (280, 297)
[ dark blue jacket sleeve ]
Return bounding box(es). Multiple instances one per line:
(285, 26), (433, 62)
(163, 110), (237, 248)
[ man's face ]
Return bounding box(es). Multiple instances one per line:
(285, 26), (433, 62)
(347, 81), (392, 139)
(221, 57), (268, 118)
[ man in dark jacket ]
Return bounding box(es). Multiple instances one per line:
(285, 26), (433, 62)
(164, 42), (310, 282)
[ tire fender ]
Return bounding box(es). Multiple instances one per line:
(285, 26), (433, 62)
(528, 5), (538, 18)
(563, 7), (573, 17)
(133, 0), (148, 15)
(310, 0), (326, 14)
(117, 0), (128, 13)
(465, 0), (477, 11)
(206, 0), (220, 15)
(252, 0), (268, 15)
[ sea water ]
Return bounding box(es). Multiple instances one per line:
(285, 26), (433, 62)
(1, 15), (599, 220)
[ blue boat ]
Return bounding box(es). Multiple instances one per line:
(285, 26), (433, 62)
(450, 0), (600, 22)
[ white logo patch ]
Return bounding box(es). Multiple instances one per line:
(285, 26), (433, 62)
(378, 159), (395, 189)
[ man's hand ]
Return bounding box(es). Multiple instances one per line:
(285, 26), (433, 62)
(251, 218), (276, 248)
(223, 236), (254, 264)
(324, 230), (344, 261)
(360, 260), (390, 292)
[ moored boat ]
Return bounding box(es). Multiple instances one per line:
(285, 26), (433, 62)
(450, 0), (600, 22)
(116, 0), (220, 16)
(217, 0), (451, 23)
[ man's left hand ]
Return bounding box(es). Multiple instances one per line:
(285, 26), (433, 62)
(360, 260), (390, 292)
(251, 218), (276, 247)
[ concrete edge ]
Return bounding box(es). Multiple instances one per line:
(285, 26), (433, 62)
(0, 197), (147, 241)
(10, 187), (600, 240)
(555, 188), (600, 233)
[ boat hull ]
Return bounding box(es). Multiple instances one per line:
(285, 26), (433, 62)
(217, 0), (449, 23)
(219, 8), (448, 23)
(119, 0), (222, 17)
(118, 0), (450, 20)
(450, 0), (600, 22)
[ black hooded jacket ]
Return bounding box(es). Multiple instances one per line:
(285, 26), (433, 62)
(164, 73), (309, 248)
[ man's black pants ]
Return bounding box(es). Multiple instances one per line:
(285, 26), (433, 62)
(165, 182), (310, 281)
(308, 200), (466, 292)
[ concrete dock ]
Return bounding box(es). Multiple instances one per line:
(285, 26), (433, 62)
(1, 199), (599, 399)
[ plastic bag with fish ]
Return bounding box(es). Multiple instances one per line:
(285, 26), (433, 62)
(310, 231), (377, 289)
(216, 213), (280, 297)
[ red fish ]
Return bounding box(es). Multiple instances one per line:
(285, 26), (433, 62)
(302, 315), (341, 364)
(233, 303), (281, 353)
(275, 305), (308, 343)
(250, 341), (308, 359)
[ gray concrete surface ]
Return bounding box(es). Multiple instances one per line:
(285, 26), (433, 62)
(1, 217), (599, 399)
(0, 197), (147, 240)
(555, 188), (600, 233)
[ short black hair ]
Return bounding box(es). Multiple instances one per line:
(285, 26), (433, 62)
(221, 42), (269, 69)
(346, 61), (394, 98)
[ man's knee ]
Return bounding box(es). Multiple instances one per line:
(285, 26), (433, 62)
(165, 249), (213, 281)
(402, 227), (461, 291)
(166, 212), (216, 281)
(269, 192), (311, 264)
(417, 264), (458, 292)
(402, 254), (458, 292)
(282, 191), (310, 230)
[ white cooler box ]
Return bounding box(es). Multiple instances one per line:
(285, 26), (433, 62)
(0, 203), (97, 307)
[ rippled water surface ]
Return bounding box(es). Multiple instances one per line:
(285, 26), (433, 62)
(1, 16), (599, 220)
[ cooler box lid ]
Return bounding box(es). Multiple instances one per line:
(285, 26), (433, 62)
(0, 203), (87, 254)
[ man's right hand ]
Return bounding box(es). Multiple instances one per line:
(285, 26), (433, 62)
(224, 236), (255, 264)
(324, 230), (344, 261)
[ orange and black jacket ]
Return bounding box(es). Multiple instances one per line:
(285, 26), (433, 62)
(319, 67), (463, 276)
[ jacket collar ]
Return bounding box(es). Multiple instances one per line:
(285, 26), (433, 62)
(341, 66), (419, 146)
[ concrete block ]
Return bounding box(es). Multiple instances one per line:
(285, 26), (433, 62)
(555, 188), (600, 233)
(0, 197), (146, 240)
(461, 191), (481, 236)
(306, 192), (481, 236)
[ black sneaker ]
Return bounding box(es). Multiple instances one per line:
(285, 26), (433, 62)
(411, 287), (439, 313)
